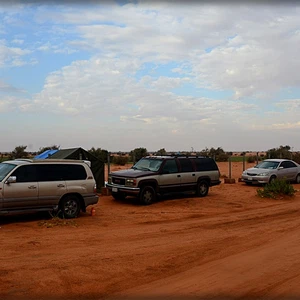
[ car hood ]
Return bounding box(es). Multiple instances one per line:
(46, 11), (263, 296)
(110, 168), (155, 178)
(245, 167), (273, 175)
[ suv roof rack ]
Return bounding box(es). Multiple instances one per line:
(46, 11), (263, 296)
(14, 158), (33, 162)
(153, 154), (207, 158)
(33, 159), (88, 163)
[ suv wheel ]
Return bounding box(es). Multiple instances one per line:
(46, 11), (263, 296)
(60, 195), (80, 218)
(196, 180), (209, 197)
(139, 186), (156, 205)
(112, 192), (126, 200)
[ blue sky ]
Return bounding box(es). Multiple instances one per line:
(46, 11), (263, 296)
(1, 1), (300, 152)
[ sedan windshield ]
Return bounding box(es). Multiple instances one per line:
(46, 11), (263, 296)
(255, 161), (280, 170)
(132, 158), (163, 172)
(0, 163), (16, 181)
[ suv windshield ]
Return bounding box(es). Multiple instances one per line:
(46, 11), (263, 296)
(132, 158), (163, 172)
(255, 161), (280, 169)
(0, 163), (17, 181)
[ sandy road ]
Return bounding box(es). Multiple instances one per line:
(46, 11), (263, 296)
(1, 165), (300, 299)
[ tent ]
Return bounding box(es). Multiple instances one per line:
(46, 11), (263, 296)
(48, 147), (104, 189)
(34, 149), (58, 159)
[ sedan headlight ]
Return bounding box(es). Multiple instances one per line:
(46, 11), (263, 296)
(108, 176), (112, 184)
(257, 172), (270, 176)
(125, 178), (137, 187)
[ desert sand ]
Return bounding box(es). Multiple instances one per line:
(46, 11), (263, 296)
(1, 161), (300, 300)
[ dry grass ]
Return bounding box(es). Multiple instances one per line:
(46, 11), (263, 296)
(38, 217), (78, 228)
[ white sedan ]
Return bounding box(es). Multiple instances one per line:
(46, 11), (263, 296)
(241, 159), (300, 185)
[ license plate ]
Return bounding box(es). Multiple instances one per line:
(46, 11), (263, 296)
(112, 187), (118, 192)
(248, 177), (252, 181)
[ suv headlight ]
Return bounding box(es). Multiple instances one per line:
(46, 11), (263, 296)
(125, 178), (136, 187)
(108, 176), (112, 184)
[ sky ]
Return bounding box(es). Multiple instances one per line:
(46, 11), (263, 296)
(1, 1), (300, 153)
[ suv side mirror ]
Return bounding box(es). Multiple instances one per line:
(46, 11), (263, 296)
(5, 176), (17, 184)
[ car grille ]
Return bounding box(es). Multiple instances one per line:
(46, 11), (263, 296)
(247, 172), (257, 176)
(112, 177), (126, 185)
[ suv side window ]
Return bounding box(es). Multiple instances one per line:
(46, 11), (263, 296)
(37, 165), (64, 181)
(11, 165), (37, 182)
(195, 158), (218, 171)
(162, 159), (178, 174)
(178, 158), (194, 172)
(63, 165), (87, 180)
(36, 164), (87, 181)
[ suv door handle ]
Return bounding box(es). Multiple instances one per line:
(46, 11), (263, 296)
(57, 184), (65, 188)
(192, 174), (195, 176)
(177, 175), (181, 177)
(28, 185), (37, 189)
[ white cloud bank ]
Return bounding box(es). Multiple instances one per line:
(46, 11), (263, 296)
(1, 2), (300, 151)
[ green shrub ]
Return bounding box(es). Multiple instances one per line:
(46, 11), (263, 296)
(257, 178), (295, 199)
(112, 156), (128, 166)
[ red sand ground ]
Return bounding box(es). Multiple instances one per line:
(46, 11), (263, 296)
(1, 162), (300, 300)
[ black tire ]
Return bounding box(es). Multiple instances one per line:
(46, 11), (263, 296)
(60, 195), (80, 219)
(196, 180), (209, 197)
(296, 174), (300, 184)
(139, 186), (156, 205)
(269, 176), (276, 184)
(112, 192), (126, 201)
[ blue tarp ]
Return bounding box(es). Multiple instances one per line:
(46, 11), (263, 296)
(34, 149), (58, 159)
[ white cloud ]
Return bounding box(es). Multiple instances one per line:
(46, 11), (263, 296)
(0, 39), (31, 67)
(2, 2), (300, 151)
(0, 96), (31, 112)
(11, 39), (24, 45)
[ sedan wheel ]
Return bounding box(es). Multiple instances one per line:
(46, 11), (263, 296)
(269, 176), (276, 184)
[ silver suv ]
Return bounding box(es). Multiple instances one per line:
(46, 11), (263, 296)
(0, 159), (99, 218)
(106, 156), (221, 205)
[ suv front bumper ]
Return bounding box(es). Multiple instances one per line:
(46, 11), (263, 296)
(106, 183), (140, 195)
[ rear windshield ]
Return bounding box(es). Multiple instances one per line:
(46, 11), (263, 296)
(0, 163), (17, 181)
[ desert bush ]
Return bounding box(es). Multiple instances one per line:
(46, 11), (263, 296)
(9, 145), (28, 159)
(266, 145), (292, 159)
(88, 147), (108, 163)
(257, 178), (295, 199)
(292, 152), (300, 164)
(247, 156), (256, 163)
(129, 147), (148, 163)
(217, 153), (229, 162)
(112, 156), (128, 166)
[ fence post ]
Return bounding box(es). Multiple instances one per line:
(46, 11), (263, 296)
(243, 152), (246, 171)
(107, 152), (111, 181)
(224, 155), (236, 184)
(229, 155), (232, 179)
(256, 152), (259, 164)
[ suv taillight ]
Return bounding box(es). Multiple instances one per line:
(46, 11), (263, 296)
(93, 184), (97, 194)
